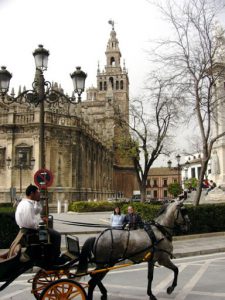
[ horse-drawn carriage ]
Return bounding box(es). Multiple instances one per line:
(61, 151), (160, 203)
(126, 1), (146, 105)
(0, 200), (190, 300)
(0, 230), (89, 299)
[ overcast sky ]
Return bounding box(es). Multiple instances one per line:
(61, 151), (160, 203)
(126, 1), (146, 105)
(1, 0), (225, 166)
(0, 0), (165, 97)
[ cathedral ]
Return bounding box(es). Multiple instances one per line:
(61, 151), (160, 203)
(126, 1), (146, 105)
(0, 24), (137, 204)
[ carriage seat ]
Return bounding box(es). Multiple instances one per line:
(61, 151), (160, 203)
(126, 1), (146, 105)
(63, 235), (80, 260)
(0, 244), (21, 263)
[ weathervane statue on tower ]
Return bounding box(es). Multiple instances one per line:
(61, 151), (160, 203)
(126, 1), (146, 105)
(108, 19), (115, 30)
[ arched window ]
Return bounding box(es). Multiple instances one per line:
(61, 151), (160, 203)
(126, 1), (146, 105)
(104, 81), (107, 90)
(120, 80), (123, 90)
(110, 57), (115, 66)
(109, 77), (114, 89)
(16, 144), (32, 167)
(99, 82), (102, 91)
(0, 147), (6, 167)
(116, 81), (119, 90)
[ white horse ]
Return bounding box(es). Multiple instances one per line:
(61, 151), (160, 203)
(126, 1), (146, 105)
(77, 200), (190, 300)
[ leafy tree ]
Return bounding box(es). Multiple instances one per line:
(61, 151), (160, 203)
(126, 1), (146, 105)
(168, 182), (183, 197)
(184, 178), (199, 190)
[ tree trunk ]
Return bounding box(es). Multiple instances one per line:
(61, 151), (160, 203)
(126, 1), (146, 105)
(194, 160), (208, 206)
(140, 181), (147, 203)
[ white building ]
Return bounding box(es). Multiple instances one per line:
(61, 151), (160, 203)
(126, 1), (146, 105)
(181, 153), (212, 182)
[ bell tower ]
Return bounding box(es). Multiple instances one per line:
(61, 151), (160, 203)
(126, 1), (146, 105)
(85, 21), (137, 198)
(96, 20), (129, 125)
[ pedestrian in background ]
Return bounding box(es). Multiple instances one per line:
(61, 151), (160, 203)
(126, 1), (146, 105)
(124, 205), (143, 230)
(110, 206), (125, 229)
(206, 180), (216, 195)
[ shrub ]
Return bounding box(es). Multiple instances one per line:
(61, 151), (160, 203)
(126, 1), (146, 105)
(68, 201), (225, 235)
(186, 203), (225, 234)
(0, 205), (15, 213)
(69, 201), (116, 212)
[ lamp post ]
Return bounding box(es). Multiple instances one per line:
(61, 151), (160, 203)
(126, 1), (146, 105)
(167, 156), (190, 186)
(0, 45), (87, 169)
(167, 154), (182, 185)
(0, 45), (87, 214)
(6, 152), (35, 194)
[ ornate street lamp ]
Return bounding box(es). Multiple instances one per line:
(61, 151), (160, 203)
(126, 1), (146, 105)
(0, 66), (12, 95)
(176, 154), (181, 164)
(167, 159), (172, 169)
(33, 44), (49, 71)
(167, 154), (182, 185)
(71, 66), (87, 102)
(0, 45), (87, 216)
(0, 45), (87, 169)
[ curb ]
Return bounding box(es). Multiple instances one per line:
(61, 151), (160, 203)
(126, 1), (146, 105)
(174, 247), (225, 258)
(173, 231), (225, 241)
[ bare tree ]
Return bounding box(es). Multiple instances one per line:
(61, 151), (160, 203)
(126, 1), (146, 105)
(152, 0), (225, 205)
(113, 75), (179, 202)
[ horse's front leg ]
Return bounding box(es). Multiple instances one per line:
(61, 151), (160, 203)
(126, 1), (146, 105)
(87, 270), (108, 300)
(98, 279), (108, 300)
(159, 257), (178, 295)
(147, 260), (157, 300)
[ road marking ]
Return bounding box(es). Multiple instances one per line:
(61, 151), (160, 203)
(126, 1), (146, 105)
(103, 283), (146, 291)
(94, 290), (147, 300)
(174, 252), (225, 262)
(0, 287), (31, 299)
(190, 290), (225, 298)
(154, 264), (187, 295)
(174, 260), (210, 300)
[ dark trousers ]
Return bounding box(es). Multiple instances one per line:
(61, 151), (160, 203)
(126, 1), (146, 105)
(48, 228), (61, 258)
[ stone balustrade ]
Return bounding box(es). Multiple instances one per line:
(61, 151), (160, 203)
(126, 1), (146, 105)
(0, 110), (106, 147)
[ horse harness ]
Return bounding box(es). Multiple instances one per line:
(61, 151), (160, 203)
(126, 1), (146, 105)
(92, 222), (174, 266)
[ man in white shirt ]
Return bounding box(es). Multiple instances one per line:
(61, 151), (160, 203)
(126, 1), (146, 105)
(15, 185), (42, 229)
(15, 184), (61, 261)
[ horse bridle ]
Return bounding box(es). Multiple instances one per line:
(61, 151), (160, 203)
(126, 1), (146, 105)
(150, 205), (190, 240)
(174, 206), (190, 227)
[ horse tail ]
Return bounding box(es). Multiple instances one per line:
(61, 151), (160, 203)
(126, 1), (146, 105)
(76, 237), (96, 274)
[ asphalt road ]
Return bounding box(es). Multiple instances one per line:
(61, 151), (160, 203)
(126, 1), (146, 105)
(1, 252), (225, 300)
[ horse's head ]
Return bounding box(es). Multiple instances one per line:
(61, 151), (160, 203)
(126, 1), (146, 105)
(173, 200), (191, 233)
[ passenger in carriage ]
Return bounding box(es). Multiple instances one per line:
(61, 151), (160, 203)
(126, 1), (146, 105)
(110, 206), (125, 229)
(15, 184), (61, 262)
(123, 205), (143, 230)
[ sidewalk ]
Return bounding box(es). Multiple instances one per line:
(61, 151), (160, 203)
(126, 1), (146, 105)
(52, 212), (225, 258)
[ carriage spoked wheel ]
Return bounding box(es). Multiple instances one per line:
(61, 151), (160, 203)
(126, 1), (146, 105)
(32, 269), (71, 299)
(39, 279), (87, 300)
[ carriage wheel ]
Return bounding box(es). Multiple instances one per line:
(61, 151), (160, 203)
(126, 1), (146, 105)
(39, 279), (87, 300)
(32, 269), (71, 299)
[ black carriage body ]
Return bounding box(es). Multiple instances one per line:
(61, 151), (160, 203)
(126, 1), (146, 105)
(0, 232), (81, 294)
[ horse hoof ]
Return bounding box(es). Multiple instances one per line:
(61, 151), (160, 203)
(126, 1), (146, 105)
(167, 286), (174, 294)
(101, 294), (107, 300)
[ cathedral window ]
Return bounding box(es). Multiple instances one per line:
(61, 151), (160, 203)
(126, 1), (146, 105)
(0, 147), (5, 167)
(116, 81), (119, 90)
(16, 146), (32, 167)
(99, 82), (102, 91)
(109, 77), (114, 89)
(104, 81), (107, 90)
(120, 80), (123, 90)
